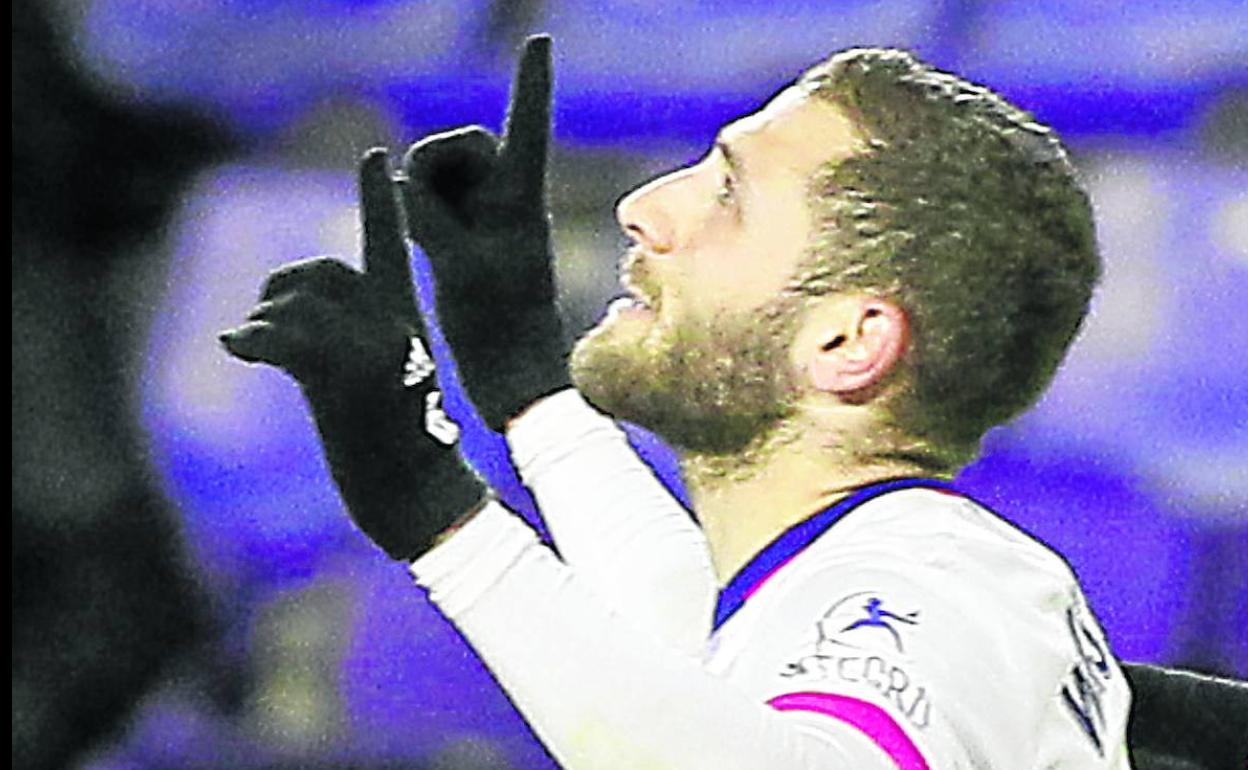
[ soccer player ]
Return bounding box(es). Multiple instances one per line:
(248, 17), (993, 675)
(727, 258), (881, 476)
(222, 37), (1140, 768)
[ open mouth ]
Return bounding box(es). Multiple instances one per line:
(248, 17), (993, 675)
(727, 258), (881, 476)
(605, 278), (659, 322)
(620, 250), (660, 312)
(621, 279), (658, 310)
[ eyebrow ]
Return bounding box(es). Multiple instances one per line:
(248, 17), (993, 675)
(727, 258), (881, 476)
(714, 136), (746, 181)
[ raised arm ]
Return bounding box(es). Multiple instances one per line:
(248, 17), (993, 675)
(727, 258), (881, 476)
(399, 36), (715, 650)
(410, 502), (897, 770)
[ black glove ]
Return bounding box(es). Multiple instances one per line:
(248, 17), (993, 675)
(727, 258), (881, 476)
(399, 34), (570, 432)
(219, 149), (488, 561)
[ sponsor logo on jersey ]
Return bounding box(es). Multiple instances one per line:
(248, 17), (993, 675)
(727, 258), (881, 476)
(1060, 596), (1114, 755)
(820, 592), (920, 654)
(780, 591), (932, 730)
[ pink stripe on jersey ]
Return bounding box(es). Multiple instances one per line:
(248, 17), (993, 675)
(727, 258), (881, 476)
(768, 691), (930, 770)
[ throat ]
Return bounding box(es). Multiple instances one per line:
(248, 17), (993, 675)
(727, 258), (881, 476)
(682, 421), (827, 585)
(683, 425), (950, 586)
(680, 418), (803, 491)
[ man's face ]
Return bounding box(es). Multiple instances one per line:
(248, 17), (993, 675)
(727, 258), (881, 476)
(570, 87), (867, 453)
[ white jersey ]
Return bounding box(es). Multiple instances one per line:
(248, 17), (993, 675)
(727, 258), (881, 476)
(410, 390), (1134, 769)
(703, 482), (1133, 769)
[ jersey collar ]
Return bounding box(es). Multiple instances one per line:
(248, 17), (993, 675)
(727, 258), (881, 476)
(712, 477), (957, 631)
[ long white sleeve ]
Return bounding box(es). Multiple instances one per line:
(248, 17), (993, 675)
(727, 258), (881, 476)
(506, 390), (716, 653)
(410, 501), (897, 770)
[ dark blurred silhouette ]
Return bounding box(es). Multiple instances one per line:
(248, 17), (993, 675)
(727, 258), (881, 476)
(12, 2), (235, 768)
(1122, 663), (1248, 770)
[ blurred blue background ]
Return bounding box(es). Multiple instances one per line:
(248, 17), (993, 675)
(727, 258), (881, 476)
(18, 1), (1245, 768)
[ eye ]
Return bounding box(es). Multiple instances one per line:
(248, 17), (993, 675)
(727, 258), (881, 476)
(716, 172), (736, 206)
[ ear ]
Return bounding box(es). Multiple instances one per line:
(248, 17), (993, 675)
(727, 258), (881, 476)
(804, 297), (909, 396)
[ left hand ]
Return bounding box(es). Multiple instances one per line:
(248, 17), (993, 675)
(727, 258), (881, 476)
(399, 34), (570, 432)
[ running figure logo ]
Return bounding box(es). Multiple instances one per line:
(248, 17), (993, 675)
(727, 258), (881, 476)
(817, 592), (921, 654)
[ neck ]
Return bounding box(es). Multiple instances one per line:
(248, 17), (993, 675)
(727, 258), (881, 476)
(682, 411), (947, 586)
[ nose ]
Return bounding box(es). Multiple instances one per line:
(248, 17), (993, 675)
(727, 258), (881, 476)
(615, 170), (687, 255)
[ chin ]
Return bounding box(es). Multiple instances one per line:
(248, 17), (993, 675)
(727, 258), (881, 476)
(569, 320), (660, 420)
(571, 292), (806, 455)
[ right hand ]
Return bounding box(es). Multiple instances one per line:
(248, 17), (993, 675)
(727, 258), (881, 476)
(219, 149), (487, 561)
(399, 34), (570, 432)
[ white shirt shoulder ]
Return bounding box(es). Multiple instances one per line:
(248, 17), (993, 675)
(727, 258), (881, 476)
(707, 486), (1133, 769)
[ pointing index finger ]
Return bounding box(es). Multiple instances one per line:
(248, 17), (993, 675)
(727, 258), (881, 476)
(358, 148), (417, 313)
(500, 34), (552, 199)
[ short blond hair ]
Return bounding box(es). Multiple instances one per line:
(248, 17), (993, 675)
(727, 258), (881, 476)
(795, 48), (1101, 463)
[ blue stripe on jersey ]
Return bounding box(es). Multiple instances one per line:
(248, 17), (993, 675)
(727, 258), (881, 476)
(712, 477), (957, 631)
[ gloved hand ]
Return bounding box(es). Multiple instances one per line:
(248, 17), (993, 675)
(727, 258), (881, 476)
(219, 149), (488, 561)
(399, 34), (570, 432)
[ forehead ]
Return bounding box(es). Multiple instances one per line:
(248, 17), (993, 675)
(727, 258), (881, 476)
(719, 86), (866, 176)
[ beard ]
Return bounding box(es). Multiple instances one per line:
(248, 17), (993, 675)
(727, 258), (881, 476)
(570, 292), (805, 456)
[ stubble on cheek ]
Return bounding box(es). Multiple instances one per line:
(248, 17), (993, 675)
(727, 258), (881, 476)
(569, 297), (805, 456)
